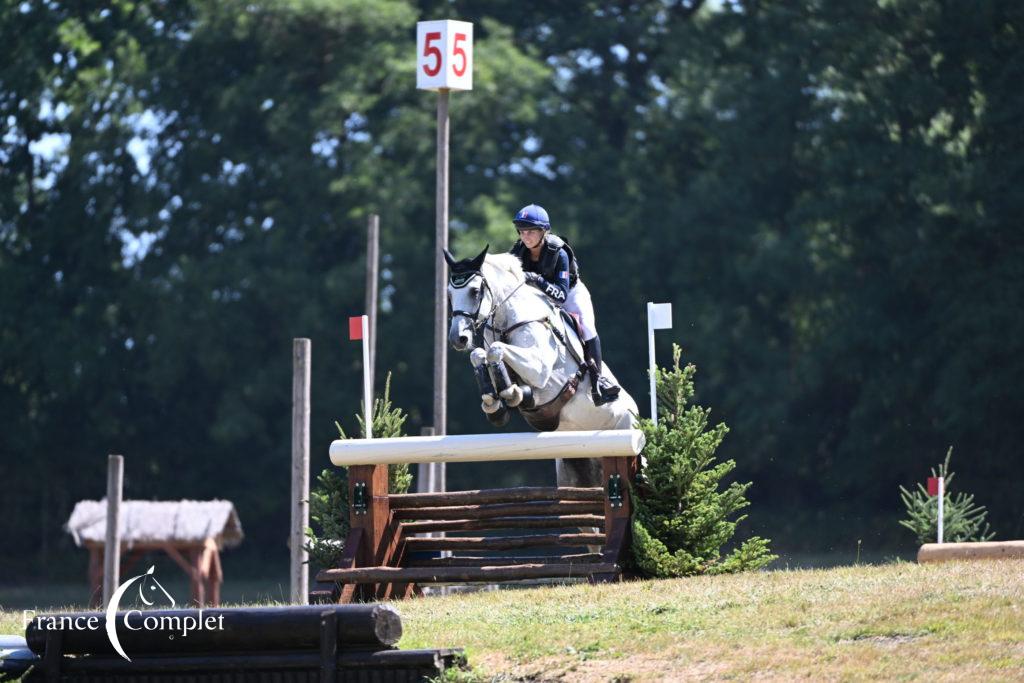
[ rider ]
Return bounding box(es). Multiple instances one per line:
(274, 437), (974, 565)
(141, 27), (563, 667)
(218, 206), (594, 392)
(509, 204), (621, 405)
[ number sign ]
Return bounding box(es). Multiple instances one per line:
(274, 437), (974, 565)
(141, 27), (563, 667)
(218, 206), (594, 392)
(416, 20), (473, 91)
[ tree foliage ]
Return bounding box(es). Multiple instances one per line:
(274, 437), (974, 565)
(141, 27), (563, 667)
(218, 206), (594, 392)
(306, 373), (410, 569)
(2, 0), (1023, 579)
(899, 448), (995, 545)
(632, 345), (775, 577)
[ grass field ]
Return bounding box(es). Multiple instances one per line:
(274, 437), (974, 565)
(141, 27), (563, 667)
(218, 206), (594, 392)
(3, 560), (1022, 681)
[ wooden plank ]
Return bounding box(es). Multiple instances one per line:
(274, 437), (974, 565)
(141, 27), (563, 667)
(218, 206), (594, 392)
(317, 562), (619, 584)
(404, 533), (605, 552)
(394, 500), (602, 521)
(407, 553), (604, 567)
(390, 486), (602, 508)
(401, 515), (604, 533)
(309, 528), (363, 604)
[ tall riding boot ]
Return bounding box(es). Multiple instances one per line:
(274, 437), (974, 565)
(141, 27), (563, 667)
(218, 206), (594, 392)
(583, 335), (620, 405)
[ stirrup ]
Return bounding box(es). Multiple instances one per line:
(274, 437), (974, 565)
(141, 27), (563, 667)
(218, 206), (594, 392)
(591, 377), (619, 406)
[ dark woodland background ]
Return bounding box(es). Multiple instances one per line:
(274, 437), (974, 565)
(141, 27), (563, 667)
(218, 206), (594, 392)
(3, 0), (1022, 583)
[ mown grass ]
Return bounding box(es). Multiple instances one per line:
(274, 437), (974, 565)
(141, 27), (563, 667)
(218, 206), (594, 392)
(394, 560), (1024, 681)
(3, 560), (1022, 681)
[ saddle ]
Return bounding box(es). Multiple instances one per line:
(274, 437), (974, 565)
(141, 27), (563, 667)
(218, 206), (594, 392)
(517, 309), (588, 432)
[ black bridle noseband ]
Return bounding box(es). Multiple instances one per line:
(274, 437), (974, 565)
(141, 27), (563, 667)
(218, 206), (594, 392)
(449, 270), (537, 346)
(449, 271), (493, 346)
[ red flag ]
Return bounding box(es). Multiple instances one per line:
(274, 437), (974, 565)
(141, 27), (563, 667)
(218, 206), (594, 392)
(927, 477), (940, 496)
(348, 316), (363, 341)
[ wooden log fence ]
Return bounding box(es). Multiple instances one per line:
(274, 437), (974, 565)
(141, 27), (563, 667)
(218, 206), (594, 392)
(311, 429), (645, 603)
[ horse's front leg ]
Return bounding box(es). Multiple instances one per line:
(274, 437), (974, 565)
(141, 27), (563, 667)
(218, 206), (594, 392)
(472, 348), (510, 425)
(485, 343), (528, 408)
(487, 341), (552, 408)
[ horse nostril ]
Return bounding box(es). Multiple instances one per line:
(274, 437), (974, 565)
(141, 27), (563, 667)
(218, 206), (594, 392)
(458, 335), (469, 346)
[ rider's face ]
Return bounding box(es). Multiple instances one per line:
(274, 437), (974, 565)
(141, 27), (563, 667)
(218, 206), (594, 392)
(518, 227), (544, 250)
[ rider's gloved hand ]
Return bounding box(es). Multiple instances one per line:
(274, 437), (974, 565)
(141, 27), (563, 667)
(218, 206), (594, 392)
(524, 272), (543, 287)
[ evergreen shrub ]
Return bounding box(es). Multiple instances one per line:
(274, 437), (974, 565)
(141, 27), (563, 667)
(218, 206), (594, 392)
(305, 374), (412, 568)
(632, 345), (776, 577)
(898, 447), (994, 544)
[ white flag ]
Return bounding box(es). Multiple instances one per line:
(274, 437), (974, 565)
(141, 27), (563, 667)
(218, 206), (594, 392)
(648, 302), (673, 330)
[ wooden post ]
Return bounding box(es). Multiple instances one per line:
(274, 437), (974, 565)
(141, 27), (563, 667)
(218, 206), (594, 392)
(595, 455), (639, 582)
(347, 464), (390, 600)
(88, 546), (103, 607)
(416, 426), (436, 493)
(102, 454), (123, 606)
(433, 89), (450, 447)
(365, 214), (379, 386)
(291, 338), (311, 604)
(189, 547), (206, 606)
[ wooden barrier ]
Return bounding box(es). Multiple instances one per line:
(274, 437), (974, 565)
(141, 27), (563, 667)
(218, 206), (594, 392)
(312, 430), (645, 603)
(918, 540), (1024, 563)
(23, 605), (464, 681)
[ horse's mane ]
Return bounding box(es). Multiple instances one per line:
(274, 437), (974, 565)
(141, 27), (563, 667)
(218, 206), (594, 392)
(480, 253), (525, 297)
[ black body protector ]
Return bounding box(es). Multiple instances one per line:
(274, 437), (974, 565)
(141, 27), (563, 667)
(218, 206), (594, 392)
(509, 234), (620, 405)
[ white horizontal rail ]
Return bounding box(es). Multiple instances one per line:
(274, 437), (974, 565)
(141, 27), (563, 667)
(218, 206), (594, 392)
(329, 429), (645, 467)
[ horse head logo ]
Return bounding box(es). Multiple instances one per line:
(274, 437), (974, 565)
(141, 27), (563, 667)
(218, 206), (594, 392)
(105, 565), (176, 661)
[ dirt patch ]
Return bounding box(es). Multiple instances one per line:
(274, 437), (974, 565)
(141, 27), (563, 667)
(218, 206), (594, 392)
(473, 653), (729, 682)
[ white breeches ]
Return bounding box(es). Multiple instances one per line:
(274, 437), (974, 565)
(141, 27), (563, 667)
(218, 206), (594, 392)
(565, 278), (597, 341)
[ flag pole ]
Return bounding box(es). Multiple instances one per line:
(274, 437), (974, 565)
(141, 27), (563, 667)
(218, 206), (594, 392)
(362, 314), (373, 439)
(647, 302), (657, 426)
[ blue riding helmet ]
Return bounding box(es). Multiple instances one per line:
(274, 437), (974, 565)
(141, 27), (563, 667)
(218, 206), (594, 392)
(512, 204), (550, 231)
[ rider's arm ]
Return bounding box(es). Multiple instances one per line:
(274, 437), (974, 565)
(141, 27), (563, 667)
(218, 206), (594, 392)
(526, 250), (570, 304)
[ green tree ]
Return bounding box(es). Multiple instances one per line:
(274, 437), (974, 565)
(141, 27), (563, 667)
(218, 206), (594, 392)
(899, 448), (995, 545)
(307, 374), (411, 569)
(632, 345), (775, 577)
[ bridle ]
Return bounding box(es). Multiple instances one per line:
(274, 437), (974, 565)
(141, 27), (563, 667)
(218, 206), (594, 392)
(449, 270), (536, 346)
(449, 271), (493, 345)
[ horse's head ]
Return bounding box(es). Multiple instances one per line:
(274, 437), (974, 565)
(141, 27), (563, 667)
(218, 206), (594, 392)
(445, 245), (492, 351)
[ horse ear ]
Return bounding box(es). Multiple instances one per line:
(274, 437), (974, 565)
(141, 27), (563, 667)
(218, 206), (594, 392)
(443, 248), (456, 268)
(469, 244), (489, 271)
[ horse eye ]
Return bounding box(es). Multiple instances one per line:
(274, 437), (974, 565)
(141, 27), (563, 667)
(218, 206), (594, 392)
(469, 286), (479, 297)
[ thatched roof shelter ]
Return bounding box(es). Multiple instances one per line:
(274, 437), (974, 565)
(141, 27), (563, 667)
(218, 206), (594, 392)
(66, 499), (244, 607)
(66, 499), (244, 549)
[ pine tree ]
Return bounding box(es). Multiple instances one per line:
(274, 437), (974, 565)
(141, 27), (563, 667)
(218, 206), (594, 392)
(632, 345), (776, 577)
(899, 447), (995, 545)
(305, 374), (411, 568)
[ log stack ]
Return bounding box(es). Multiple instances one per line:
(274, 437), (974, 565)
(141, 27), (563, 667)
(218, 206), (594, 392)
(23, 605), (463, 682)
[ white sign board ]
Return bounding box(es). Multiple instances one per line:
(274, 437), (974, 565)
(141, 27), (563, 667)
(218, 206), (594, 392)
(416, 20), (473, 91)
(649, 302), (673, 330)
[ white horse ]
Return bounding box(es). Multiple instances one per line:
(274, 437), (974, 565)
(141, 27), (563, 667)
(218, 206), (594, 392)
(445, 246), (639, 487)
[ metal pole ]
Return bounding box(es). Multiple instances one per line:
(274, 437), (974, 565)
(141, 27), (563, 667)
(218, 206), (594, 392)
(365, 214), (379, 386)
(937, 476), (945, 544)
(433, 89), (450, 486)
(103, 454), (123, 605)
(290, 338), (311, 604)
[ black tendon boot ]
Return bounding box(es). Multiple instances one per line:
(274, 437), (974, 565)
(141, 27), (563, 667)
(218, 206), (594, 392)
(583, 336), (620, 405)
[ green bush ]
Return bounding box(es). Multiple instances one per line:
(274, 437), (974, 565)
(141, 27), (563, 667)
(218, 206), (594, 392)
(305, 374), (412, 569)
(632, 345), (776, 577)
(898, 447), (995, 545)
